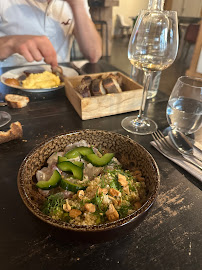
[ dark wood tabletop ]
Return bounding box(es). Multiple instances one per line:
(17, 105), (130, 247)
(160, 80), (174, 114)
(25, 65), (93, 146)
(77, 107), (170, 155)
(0, 60), (201, 270)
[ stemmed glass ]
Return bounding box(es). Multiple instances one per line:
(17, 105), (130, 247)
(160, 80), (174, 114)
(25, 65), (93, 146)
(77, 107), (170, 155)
(121, 9), (179, 135)
(166, 76), (202, 135)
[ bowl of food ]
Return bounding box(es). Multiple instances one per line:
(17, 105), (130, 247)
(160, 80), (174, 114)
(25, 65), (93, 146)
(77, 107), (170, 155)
(17, 130), (160, 236)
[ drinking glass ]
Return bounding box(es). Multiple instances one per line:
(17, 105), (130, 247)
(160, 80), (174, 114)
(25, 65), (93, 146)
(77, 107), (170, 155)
(166, 76), (202, 134)
(121, 10), (179, 135)
(130, 66), (161, 99)
(0, 111), (11, 127)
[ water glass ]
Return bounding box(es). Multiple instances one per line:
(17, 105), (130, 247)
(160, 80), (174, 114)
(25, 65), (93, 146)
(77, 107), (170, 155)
(166, 76), (202, 134)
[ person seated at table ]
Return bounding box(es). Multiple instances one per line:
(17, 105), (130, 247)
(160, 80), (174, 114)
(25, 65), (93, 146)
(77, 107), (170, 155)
(0, 0), (102, 67)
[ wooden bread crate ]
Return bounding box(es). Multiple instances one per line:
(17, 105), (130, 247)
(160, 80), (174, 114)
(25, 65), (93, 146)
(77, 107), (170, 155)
(64, 71), (143, 120)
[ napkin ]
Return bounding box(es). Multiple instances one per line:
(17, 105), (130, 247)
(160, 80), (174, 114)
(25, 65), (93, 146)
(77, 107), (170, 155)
(150, 136), (202, 182)
(72, 60), (89, 69)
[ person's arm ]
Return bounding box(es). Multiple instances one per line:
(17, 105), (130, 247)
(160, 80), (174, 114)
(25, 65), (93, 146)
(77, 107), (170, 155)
(66, 0), (102, 63)
(0, 35), (58, 67)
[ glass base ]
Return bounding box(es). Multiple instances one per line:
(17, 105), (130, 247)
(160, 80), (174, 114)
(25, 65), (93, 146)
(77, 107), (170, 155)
(121, 115), (158, 135)
(0, 111), (11, 127)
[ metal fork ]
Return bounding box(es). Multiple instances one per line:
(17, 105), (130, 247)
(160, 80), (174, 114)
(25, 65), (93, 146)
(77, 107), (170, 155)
(152, 130), (202, 170)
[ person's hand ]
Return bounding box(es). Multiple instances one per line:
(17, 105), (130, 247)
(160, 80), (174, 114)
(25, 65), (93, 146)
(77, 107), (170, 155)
(8, 35), (58, 67)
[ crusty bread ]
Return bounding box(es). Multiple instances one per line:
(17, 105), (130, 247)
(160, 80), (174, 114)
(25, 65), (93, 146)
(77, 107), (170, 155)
(108, 73), (123, 87)
(91, 78), (106, 96)
(0, 121), (23, 144)
(74, 74), (123, 98)
(76, 76), (92, 97)
(102, 76), (122, 94)
(78, 86), (91, 98)
(5, 94), (29, 108)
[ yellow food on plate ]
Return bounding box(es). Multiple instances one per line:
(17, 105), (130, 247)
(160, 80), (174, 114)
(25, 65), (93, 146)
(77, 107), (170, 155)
(22, 71), (61, 89)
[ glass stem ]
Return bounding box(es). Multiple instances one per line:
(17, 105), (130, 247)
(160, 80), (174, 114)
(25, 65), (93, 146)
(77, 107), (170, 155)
(138, 70), (152, 120)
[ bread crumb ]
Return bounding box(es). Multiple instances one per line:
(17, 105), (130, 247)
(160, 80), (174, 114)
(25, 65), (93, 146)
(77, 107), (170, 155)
(0, 121), (23, 144)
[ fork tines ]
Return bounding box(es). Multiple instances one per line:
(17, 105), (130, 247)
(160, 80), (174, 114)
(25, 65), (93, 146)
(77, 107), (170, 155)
(152, 130), (202, 170)
(152, 130), (179, 155)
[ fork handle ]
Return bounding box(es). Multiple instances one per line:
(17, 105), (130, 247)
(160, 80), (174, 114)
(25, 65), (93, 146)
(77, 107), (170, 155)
(183, 153), (202, 163)
(192, 155), (202, 163)
(183, 157), (202, 170)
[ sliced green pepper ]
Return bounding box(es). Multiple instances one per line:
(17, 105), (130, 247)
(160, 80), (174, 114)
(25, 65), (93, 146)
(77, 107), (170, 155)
(86, 153), (114, 167)
(36, 170), (61, 190)
(58, 156), (68, 163)
(57, 161), (83, 180)
(73, 161), (84, 168)
(57, 156), (84, 168)
(65, 146), (94, 159)
(60, 178), (86, 193)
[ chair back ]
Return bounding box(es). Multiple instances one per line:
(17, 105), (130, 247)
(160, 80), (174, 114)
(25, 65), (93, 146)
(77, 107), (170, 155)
(184, 23), (200, 44)
(116, 14), (125, 27)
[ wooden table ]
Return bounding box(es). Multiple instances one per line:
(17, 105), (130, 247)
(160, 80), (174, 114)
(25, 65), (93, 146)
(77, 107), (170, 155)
(0, 60), (201, 270)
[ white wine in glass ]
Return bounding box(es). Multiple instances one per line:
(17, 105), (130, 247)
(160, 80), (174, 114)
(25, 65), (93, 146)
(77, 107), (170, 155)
(121, 0), (179, 135)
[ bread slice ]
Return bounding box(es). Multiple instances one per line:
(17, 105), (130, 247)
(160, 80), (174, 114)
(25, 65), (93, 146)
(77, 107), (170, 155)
(102, 76), (122, 94)
(91, 78), (106, 96)
(78, 86), (91, 98)
(0, 121), (23, 144)
(5, 94), (29, 108)
(108, 73), (123, 87)
(76, 76), (92, 97)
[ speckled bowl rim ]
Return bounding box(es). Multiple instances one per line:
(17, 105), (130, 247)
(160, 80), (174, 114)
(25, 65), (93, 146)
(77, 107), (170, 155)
(17, 129), (160, 232)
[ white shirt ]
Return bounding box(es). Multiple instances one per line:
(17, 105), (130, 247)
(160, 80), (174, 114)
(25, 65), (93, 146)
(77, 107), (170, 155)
(0, 0), (90, 67)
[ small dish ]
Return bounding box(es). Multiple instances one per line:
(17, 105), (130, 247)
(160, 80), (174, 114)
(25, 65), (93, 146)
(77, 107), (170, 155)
(17, 130), (160, 235)
(1, 65), (78, 93)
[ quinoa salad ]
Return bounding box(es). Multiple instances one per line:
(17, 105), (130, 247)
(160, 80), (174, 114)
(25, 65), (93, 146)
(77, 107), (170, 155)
(35, 140), (147, 225)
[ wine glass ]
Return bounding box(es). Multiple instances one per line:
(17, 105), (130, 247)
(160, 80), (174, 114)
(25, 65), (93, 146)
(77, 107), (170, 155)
(121, 9), (179, 135)
(166, 76), (202, 135)
(0, 111), (11, 127)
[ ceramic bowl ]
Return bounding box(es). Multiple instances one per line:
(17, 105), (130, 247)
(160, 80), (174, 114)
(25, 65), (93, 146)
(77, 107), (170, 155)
(17, 130), (160, 235)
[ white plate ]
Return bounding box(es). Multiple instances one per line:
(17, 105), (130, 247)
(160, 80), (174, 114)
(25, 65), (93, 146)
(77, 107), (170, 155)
(1, 65), (78, 93)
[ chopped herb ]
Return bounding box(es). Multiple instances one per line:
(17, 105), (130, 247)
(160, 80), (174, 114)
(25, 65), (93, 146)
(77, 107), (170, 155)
(93, 210), (106, 224)
(91, 190), (108, 214)
(63, 212), (70, 222)
(129, 183), (137, 192)
(118, 204), (131, 219)
(109, 175), (122, 191)
(91, 190), (102, 209)
(100, 176), (105, 188)
(41, 193), (69, 221)
(109, 180), (117, 189)
(42, 194), (65, 215)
